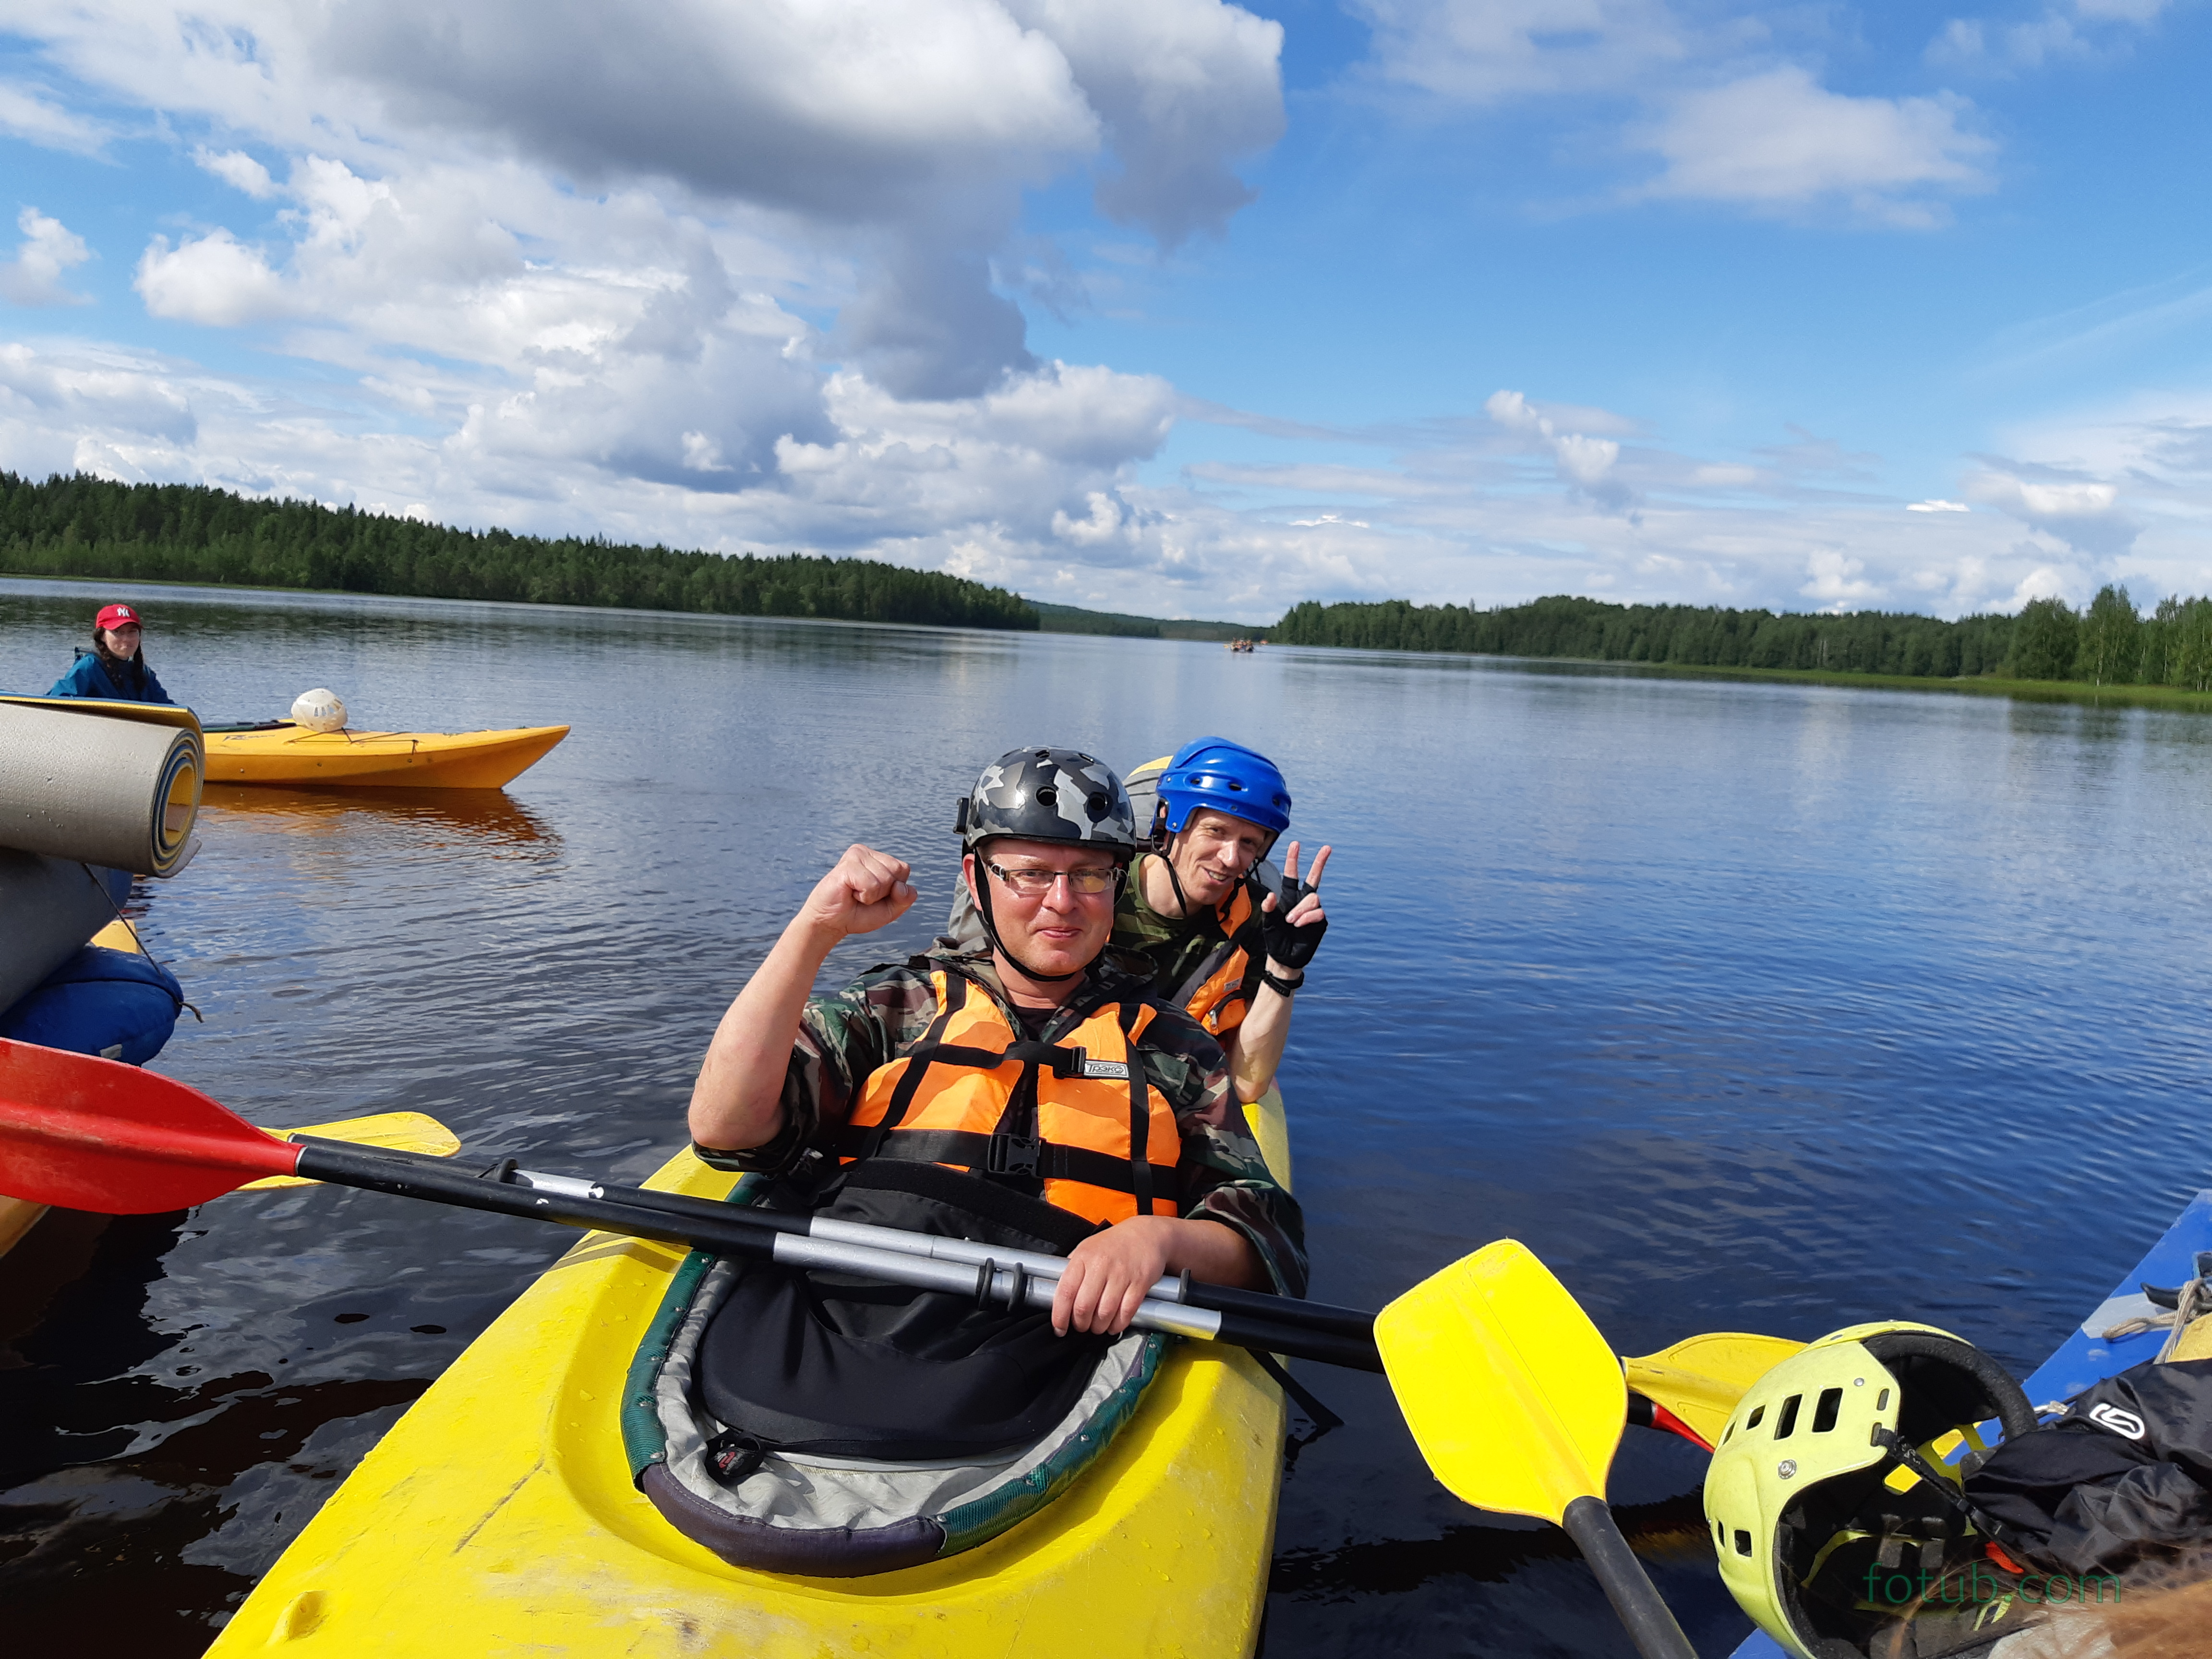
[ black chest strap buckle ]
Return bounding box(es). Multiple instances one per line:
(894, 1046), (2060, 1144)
(986, 1134), (1045, 1177)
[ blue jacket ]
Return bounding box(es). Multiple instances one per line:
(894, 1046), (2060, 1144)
(48, 649), (176, 705)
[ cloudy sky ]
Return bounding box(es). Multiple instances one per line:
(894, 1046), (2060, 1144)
(1, 0), (2207, 622)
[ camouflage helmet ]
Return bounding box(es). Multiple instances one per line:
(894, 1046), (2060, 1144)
(957, 747), (1139, 859)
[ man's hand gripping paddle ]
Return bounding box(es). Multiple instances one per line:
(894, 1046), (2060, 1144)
(1375, 1240), (1701, 1659)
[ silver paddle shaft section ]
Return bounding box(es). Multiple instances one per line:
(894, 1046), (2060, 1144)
(772, 1231), (1224, 1340)
(511, 1168), (1225, 1342)
(512, 1167), (1208, 1312)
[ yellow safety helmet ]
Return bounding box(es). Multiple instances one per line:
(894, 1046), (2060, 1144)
(1703, 1322), (2039, 1659)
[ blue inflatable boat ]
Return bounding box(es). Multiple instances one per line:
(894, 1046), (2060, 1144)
(0, 943), (184, 1065)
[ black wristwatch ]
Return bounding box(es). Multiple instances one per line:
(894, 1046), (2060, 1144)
(1260, 966), (1305, 997)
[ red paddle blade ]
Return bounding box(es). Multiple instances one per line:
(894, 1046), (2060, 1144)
(0, 1040), (298, 1213)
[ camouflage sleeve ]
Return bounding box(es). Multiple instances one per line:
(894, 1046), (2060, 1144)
(694, 964), (937, 1170)
(1141, 1003), (1310, 1299)
(788, 964), (942, 1146)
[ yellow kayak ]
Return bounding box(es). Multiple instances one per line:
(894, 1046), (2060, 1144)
(206, 1092), (1294, 1658)
(202, 723), (568, 789)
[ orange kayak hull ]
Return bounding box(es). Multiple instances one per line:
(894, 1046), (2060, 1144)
(202, 724), (569, 789)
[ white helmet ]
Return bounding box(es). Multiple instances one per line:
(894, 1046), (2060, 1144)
(291, 688), (348, 733)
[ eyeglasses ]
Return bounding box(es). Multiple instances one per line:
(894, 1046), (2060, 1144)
(984, 860), (1122, 898)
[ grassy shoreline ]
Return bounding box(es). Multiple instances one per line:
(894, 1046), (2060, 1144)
(1623, 657), (2212, 712)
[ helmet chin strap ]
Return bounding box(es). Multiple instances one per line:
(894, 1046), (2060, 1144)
(1160, 845), (1194, 920)
(971, 860), (1086, 984)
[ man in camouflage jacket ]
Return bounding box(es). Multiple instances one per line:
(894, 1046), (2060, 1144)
(689, 749), (1306, 1338)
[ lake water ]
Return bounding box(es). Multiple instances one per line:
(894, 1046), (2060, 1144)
(4, 576), (2211, 1656)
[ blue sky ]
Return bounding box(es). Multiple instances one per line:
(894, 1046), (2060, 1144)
(1, 0), (2207, 622)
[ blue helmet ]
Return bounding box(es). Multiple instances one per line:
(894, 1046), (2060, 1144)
(1155, 737), (1291, 837)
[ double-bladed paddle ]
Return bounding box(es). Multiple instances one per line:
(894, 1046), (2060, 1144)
(1623, 1331), (1805, 1450)
(1375, 1240), (1701, 1659)
(0, 1041), (1798, 1425)
(2, 1042), (1795, 1657)
(239, 1112), (462, 1189)
(0, 1040), (1375, 1370)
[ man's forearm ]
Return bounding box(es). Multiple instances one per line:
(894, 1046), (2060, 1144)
(1224, 978), (1293, 1103)
(1167, 1216), (1268, 1288)
(687, 914), (841, 1149)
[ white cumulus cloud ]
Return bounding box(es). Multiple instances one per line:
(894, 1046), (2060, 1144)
(1802, 549), (1879, 610)
(135, 230), (290, 326)
(1929, 0), (2173, 71)
(1965, 467), (2137, 557)
(1486, 388), (1637, 512)
(1635, 68), (1994, 224)
(193, 146), (279, 199)
(0, 209), (94, 307)
(1352, 0), (1691, 104)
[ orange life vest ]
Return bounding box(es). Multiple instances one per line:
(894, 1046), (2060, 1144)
(1171, 880), (1259, 1039)
(838, 969), (1182, 1227)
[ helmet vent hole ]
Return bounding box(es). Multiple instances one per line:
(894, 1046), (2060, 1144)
(1744, 1405), (1765, 1431)
(1085, 792), (1108, 819)
(1812, 1388), (1843, 1433)
(1035, 785), (1058, 806)
(1774, 1395), (1803, 1440)
(1733, 1529), (1753, 1558)
(1722, 1422), (1734, 1443)
(1876, 1387), (1891, 1412)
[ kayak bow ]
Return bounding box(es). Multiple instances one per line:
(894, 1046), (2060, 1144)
(202, 723), (568, 789)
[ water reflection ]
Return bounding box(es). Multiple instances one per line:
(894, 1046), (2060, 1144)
(199, 785), (557, 857)
(1270, 1492), (1714, 1599)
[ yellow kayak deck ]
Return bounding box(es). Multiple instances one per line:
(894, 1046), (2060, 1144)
(207, 1093), (1293, 1658)
(203, 724), (568, 789)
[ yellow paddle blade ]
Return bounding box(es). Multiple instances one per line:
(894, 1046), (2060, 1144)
(238, 1113), (462, 1190)
(1622, 1333), (1805, 1448)
(1374, 1239), (1624, 1525)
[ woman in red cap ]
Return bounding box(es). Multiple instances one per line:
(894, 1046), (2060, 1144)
(48, 603), (176, 704)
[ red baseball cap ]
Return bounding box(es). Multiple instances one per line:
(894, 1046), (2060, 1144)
(96, 604), (142, 630)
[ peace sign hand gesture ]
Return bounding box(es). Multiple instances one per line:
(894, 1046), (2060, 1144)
(1260, 841), (1330, 971)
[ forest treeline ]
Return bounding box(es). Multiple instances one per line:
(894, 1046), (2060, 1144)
(0, 473), (1040, 631)
(1274, 589), (2212, 689)
(1030, 601), (1248, 642)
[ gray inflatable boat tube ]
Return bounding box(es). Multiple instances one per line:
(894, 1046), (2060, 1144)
(0, 702), (203, 876)
(0, 851), (130, 1014)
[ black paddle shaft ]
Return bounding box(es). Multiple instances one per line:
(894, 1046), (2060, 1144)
(1560, 1496), (1700, 1659)
(294, 1135), (1381, 1344)
(290, 1142), (1382, 1372)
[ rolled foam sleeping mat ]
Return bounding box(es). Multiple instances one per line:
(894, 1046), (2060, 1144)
(0, 849), (129, 1013)
(0, 945), (183, 1066)
(0, 701), (202, 875)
